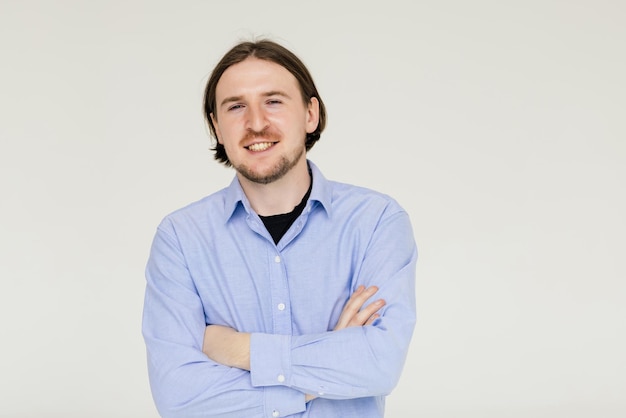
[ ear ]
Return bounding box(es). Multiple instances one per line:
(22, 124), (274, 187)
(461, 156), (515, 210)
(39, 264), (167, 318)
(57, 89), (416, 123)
(210, 113), (222, 143)
(305, 97), (320, 134)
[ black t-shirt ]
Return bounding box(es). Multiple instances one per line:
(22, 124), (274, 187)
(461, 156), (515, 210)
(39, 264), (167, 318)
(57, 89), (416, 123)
(259, 179), (312, 245)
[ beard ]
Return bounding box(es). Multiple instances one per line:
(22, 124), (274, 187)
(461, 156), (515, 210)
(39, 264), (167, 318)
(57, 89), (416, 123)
(232, 144), (305, 185)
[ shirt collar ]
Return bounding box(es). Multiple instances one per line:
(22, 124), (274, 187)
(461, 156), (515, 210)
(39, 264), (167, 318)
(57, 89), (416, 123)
(307, 160), (332, 216)
(223, 159), (332, 223)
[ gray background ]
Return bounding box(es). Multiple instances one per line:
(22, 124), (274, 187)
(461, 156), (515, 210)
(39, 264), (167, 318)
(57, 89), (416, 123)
(1, 1), (624, 417)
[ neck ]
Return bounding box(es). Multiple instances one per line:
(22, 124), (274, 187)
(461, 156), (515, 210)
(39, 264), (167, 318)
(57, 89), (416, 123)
(238, 158), (311, 216)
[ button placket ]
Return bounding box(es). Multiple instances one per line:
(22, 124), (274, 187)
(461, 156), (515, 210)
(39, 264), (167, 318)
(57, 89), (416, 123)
(269, 250), (291, 334)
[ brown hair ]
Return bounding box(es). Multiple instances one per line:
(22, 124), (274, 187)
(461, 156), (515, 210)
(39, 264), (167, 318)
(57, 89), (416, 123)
(203, 40), (327, 166)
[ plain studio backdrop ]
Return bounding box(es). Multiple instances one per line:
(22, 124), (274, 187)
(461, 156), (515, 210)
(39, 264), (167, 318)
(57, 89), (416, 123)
(1, 1), (624, 417)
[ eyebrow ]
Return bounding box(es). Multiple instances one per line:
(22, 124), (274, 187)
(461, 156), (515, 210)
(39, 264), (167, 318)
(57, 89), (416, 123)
(264, 90), (291, 99)
(219, 90), (292, 108)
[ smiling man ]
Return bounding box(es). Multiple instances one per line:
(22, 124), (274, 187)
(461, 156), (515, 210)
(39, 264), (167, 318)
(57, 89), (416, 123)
(142, 40), (417, 418)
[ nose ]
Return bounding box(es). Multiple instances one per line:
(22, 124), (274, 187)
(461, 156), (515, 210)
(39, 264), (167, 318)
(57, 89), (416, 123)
(246, 103), (269, 133)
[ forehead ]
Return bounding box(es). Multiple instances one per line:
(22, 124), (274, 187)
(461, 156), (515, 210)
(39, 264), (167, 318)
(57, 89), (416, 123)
(216, 57), (300, 99)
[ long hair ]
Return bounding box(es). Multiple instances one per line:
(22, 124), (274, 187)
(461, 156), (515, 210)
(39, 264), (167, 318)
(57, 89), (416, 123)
(203, 40), (327, 166)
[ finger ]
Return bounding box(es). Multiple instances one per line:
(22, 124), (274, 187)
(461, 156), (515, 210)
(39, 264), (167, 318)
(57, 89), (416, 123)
(334, 285), (366, 329)
(335, 286), (377, 330)
(364, 313), (380, 326)
(346, 286), (378, 313)
(345, 287), (381, 321)
(348, 298), (385, 327)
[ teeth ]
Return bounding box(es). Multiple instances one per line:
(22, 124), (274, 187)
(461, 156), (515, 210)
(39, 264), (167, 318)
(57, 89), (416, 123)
(248, 142), (273, 152)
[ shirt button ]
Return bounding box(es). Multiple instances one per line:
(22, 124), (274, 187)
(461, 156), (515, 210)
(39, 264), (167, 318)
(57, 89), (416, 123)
(272, 411), (280, 417)
(274, 255), (281, 263)
(277, 303), (285, 311)
(277, 374), (285, 383)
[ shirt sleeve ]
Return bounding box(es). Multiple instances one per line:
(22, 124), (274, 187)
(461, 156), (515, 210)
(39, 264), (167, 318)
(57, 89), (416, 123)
(142, 220), (307, 418)
(249, 209), (417, 400)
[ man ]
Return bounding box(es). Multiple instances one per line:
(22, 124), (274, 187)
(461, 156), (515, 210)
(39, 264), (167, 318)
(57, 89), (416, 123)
(142, 40), (417, 418)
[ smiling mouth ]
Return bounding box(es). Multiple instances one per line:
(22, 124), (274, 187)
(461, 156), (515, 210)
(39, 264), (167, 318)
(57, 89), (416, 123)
(246, 142), (275, 152)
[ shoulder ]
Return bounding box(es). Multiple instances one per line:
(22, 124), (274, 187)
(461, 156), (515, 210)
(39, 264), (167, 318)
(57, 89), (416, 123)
(156, 187), (230, 234)
(320, 179), (416, 254)
(310, 161), (405, 217)
(328, 179), (406, 216)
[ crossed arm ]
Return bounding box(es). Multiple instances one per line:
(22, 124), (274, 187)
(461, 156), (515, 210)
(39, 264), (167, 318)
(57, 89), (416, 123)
(202, 285), (385, 400)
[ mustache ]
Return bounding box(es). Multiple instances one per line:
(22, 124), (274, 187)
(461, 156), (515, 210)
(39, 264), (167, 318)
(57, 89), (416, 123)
(242, 128), (281, 142)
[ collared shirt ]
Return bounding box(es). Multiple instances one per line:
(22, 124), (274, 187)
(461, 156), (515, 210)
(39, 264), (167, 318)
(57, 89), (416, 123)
(142, 161), (417, 418)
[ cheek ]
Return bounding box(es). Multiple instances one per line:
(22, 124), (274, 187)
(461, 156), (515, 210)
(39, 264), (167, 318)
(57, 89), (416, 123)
(217, 122), (242, 143)
(271, 114), (302, 132)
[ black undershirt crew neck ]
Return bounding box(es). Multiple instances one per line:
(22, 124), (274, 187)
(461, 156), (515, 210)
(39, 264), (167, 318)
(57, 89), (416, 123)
(259, 177), (312, 245)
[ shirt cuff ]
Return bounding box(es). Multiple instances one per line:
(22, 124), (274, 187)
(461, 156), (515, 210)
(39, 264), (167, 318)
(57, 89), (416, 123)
(263, 386), (307, 418)
(250, 332), (292, 387)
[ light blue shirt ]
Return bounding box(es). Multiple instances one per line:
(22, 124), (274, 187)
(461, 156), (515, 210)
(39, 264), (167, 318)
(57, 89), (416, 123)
(142, 161), (417, 418)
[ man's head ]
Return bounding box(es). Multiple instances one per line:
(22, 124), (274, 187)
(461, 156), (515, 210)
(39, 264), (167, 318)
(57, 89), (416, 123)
(203, 40), (327, 167)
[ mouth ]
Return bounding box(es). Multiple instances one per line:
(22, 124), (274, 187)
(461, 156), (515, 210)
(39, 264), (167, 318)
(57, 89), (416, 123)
(245, 142), (276, 152)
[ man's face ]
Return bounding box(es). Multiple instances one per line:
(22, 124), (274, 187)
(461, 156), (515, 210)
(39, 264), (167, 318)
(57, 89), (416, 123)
(211, 57), (319, 184)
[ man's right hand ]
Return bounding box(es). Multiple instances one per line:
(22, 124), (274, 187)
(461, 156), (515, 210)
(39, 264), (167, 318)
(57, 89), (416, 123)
(334, 285), (386, 331)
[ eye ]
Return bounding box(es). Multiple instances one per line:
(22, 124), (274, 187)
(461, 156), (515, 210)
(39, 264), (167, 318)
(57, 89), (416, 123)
(227, 104), (244, 111)
(266, 99), (282, 105)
